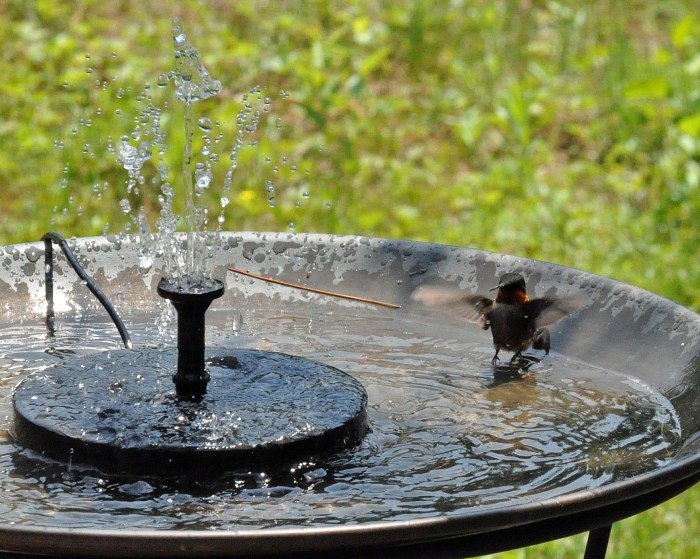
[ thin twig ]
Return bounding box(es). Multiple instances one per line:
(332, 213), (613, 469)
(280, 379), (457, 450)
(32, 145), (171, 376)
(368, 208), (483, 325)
(228, 268), (401, 309)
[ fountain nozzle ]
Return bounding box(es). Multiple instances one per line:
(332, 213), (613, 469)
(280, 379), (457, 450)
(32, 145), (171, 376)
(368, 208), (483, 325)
(157, 277), (225, 398)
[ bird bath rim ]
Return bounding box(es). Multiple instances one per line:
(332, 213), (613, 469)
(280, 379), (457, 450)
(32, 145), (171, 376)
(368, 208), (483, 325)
(0, 456), (698, 558)
(0, 231), (699, 558)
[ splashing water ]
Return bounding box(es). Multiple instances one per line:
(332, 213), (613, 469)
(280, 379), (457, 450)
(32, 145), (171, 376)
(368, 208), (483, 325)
(55, 19), (312, 288)
(167, 18), (223, 104)
(164, 17), (223, 284)
(128, 20), (277, 286)
(106, 19), (243, 285)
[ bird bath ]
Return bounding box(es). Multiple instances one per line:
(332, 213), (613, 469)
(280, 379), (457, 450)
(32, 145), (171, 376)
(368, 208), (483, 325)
(1, 232), (699, 558)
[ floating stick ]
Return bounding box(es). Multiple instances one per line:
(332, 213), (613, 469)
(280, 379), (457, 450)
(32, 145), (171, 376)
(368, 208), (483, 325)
(228, 268), (401, 309)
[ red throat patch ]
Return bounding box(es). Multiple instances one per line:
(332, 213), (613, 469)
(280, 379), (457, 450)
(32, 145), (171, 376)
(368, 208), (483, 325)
(495, 288), (529, 305)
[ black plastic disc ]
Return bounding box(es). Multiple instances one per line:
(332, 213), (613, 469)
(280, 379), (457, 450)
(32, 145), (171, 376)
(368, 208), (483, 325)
(12, 349), (369, 475)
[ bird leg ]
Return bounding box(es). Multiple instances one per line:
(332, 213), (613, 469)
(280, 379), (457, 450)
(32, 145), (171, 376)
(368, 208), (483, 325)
(491, 346), (501, 366)
(509, 350), (523, 365)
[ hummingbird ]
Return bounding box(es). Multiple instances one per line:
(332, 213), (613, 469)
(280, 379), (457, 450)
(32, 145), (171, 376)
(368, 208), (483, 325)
(411, 272), (582, 366)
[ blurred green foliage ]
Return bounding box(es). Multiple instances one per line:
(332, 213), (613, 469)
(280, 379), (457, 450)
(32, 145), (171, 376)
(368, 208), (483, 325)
(1, 1), (699, 311)
(1, 1), (699, 310)
(1, 2), (700, 556)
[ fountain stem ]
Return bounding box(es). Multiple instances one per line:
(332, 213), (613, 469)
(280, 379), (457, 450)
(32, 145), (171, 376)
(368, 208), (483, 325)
(157, 277), (225, 398)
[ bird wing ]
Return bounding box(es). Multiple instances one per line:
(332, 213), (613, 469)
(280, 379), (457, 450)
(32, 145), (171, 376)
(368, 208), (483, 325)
(522, 297), (584, 329)
(411, 286), (493, 328)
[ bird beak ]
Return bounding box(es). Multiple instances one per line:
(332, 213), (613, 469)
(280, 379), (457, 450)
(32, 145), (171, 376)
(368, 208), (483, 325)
(489, 284), (500, 291)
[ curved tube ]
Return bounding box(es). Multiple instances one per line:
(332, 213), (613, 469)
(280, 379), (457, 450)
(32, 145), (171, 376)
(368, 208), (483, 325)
(42, 231), (132, 349)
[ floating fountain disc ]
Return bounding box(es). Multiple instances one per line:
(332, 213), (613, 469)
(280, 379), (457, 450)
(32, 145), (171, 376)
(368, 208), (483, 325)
(12, 348), (369, 474)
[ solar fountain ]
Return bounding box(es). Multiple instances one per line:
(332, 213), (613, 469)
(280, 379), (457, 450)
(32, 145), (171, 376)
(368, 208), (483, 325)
(1, 19), (700, 559)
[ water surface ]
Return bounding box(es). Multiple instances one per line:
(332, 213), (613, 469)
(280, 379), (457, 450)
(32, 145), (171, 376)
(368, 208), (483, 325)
(0, 302), (681, 530)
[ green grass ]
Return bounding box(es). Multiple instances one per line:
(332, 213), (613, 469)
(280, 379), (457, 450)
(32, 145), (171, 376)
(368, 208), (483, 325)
(1, 1), (700, 557)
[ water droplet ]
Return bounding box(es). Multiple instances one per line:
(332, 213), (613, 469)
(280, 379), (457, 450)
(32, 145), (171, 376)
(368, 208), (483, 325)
(139, 255), (153, 273)
(157, 73), (170, 88)
(194, 162), (212, 191)
(197, 117), (213, 131)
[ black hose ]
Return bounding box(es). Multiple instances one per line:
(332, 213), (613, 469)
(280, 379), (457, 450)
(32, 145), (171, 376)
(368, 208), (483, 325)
(42, 232), (132, 349)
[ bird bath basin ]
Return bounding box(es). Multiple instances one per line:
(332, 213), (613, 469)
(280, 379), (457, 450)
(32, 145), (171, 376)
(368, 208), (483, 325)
(0, 232), (699, 558)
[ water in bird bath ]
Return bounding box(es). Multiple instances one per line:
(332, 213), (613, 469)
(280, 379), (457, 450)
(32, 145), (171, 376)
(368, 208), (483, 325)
(0, 297), (681, 529)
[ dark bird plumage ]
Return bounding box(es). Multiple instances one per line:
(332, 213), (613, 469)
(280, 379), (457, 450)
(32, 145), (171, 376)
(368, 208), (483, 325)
(411, 272), (582, 366)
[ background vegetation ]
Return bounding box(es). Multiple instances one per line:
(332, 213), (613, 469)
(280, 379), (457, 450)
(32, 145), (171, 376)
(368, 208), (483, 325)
(1, 1), (699, 557)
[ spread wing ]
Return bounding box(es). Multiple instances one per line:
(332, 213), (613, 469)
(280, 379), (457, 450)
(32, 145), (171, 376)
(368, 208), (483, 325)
(522, 297), (584, 329)
(411, 286), (493, 329)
